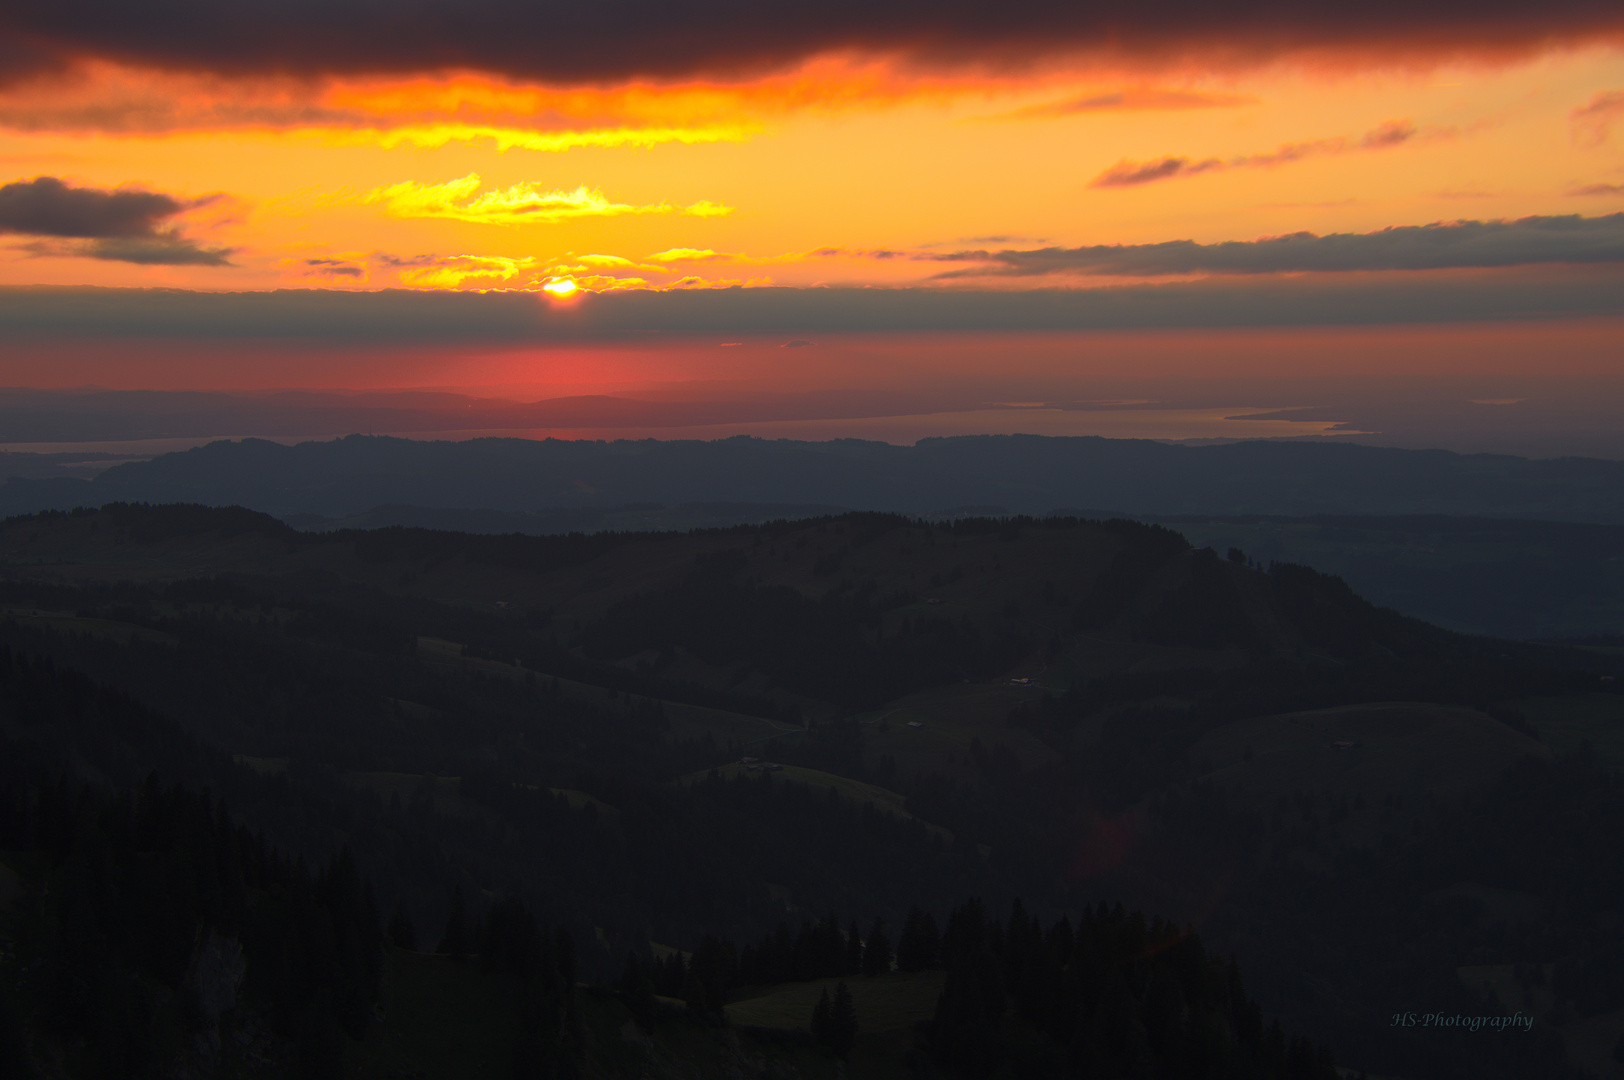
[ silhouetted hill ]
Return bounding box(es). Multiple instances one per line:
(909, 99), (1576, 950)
(0, 503), (1618, 1079)
(5, 433), (1624, 521)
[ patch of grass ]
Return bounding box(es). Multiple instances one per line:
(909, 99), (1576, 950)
(550, 787), (619, 820)
(678, 763), (954, 843)
(1513, 693), (1624, 771)
(0, 606), (179, 646)
(726, 970), (946, 1034)
(349, 948), (522, 1079)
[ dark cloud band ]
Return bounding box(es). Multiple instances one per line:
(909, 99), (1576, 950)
(2, 269), (1621, 344)
(935, 213), (1624, 276)
(3, 1), (1622, 84)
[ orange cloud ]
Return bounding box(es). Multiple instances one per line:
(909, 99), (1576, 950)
(1572, 89), (1624, 145)
(990, 87), (1257, 120)
(363, 174), (732, 224)
(1091, 119), (1428, 187)
(642, 246), (910, 268)
(326, 122), (758, 153)
(0, 57), (1022, 139)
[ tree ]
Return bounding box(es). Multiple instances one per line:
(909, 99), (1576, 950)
(682, 936), (735, 1023)
(897, 906), (940, 972)
(827, 982), (858, 1057)
(845, 920), (864, 976)
(0, 988), (33, 1080)
(862, 918), (892, 977)
(810, 988), (831, 1047)
(618, 952), (656, 1031)
(436, 886), (471, 956)
(387, 902), (418, 951)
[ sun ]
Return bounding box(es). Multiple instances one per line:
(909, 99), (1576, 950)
(542, 278), (578, 297)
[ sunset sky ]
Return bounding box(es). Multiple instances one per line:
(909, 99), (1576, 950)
(0, 1), (1622, 448)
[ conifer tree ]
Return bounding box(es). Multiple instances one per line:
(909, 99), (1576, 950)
(862, 918), (892, 976)
(896, 906), (940, 972)
(387, 902), (418, 951)
(436, 885), (470, 956)
(827, 982), (858, 1057)
(618, 953), (656, 1031)
(0, 988), (32, 1080)
(810, 988), (831, 1047)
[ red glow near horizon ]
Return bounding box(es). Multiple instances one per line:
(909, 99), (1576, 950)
(2, 320), (1620, 395)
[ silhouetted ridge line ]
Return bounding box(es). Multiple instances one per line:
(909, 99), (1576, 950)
(4, 433), (1624, 522)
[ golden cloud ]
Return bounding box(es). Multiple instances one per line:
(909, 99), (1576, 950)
(681, 200), (734, 218)
(328, 122), (757, 153)
(363, 174), (732, 224)
(392, 253), (538, 288)
(645, 247), (725, 263)
(573, 253), (645, 268)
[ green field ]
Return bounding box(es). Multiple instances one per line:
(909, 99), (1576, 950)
(679, 762), (954, 843)
(348, 949), (524, 1079)
(347, 949), (853, 1080)
(726, 970), (946, 1033)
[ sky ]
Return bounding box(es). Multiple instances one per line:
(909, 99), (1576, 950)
(0, 2), (1622, 451)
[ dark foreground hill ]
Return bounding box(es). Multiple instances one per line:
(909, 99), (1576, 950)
(5, 432), (1624, 522)
(0, 503), (1619, 1079)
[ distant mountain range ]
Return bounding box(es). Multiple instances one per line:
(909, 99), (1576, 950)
(5, 432), (1624, 523)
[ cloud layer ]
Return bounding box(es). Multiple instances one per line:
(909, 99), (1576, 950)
(3, 269), (1622, 344)
(3, 0), (1622, 86)
(0, 175), (232, 264)
(935, 213), (1624, 277)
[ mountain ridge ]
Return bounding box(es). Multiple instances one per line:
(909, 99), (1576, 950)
(5, 432), (1624, 523)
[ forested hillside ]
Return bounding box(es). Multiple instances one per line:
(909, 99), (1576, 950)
(0, 503), (1618, 1078)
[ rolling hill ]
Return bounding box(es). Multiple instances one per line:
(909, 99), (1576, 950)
(0, 501), (1618, 1079)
